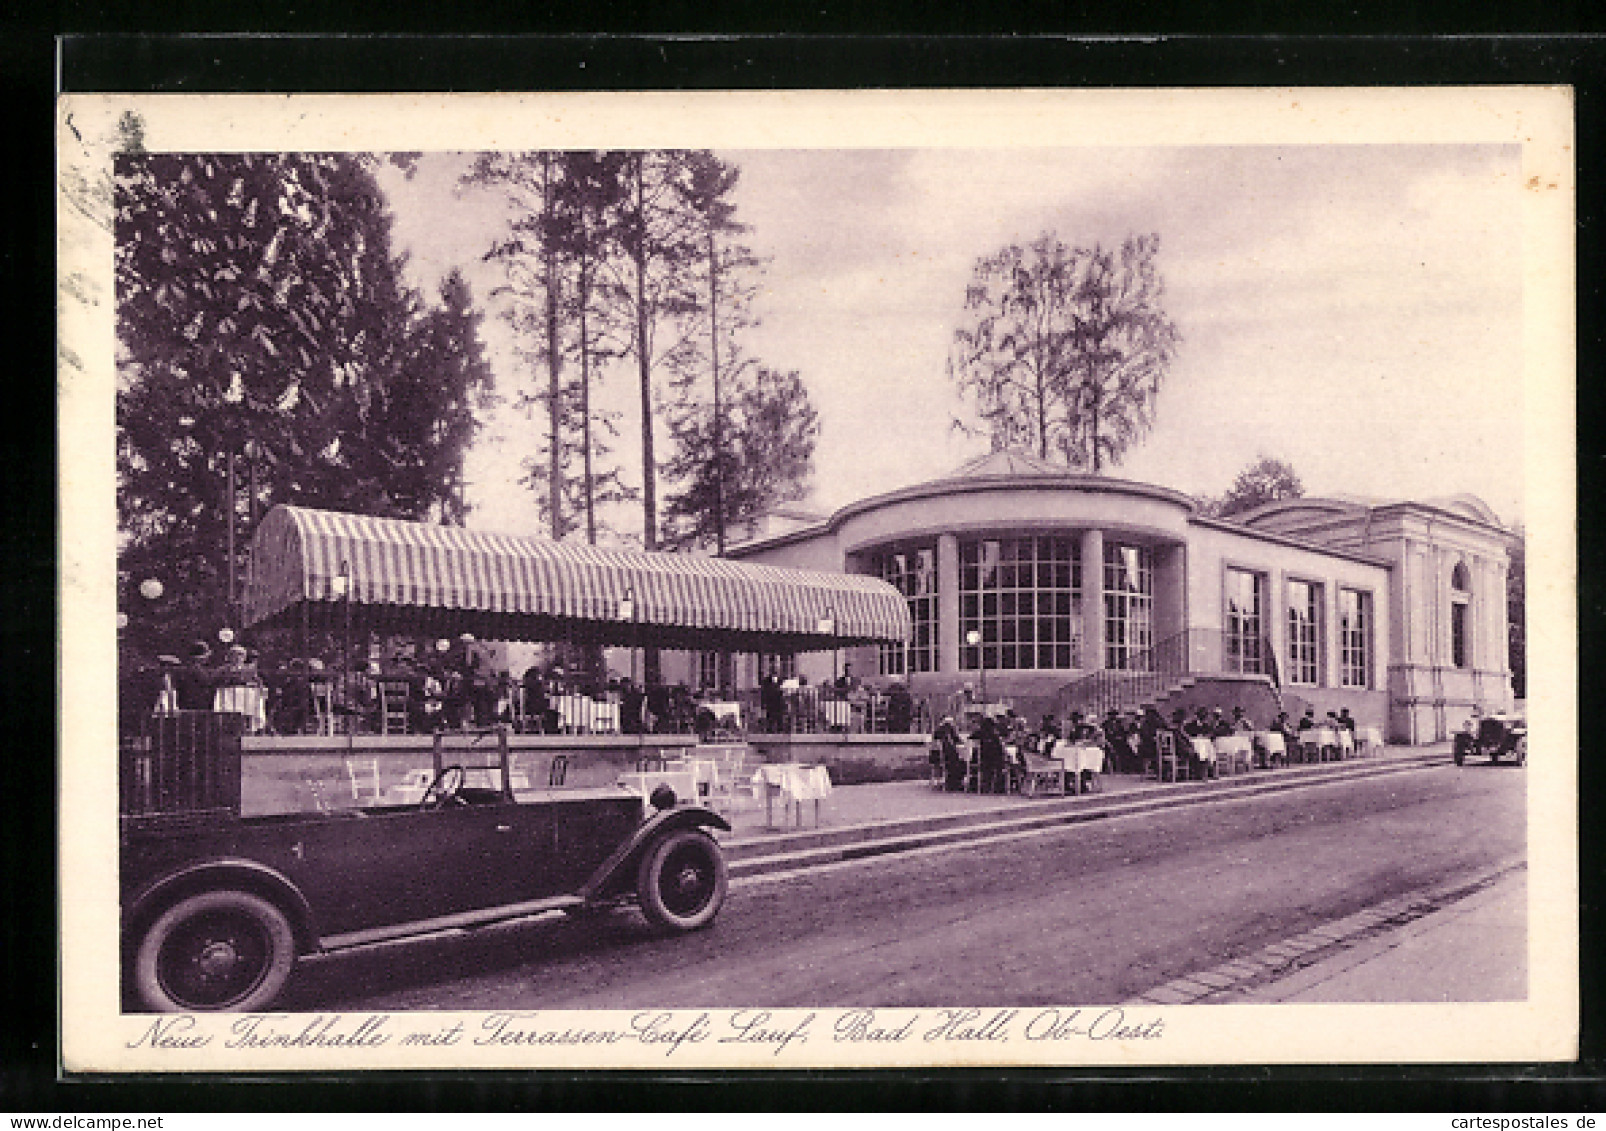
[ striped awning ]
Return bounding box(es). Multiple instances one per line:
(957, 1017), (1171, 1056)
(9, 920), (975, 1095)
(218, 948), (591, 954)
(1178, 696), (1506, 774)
(242, 505), (910, 651)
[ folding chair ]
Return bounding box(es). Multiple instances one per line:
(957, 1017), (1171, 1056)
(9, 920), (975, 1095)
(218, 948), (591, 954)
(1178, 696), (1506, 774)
(1156, 731), (1186, 783)
(378, 680), (411, 735)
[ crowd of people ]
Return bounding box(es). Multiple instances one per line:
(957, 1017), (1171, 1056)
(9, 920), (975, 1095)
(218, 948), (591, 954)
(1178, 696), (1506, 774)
(120, 637), (797, 740)
(755, 664), (917, 735)
(929, 701), (1363, 793)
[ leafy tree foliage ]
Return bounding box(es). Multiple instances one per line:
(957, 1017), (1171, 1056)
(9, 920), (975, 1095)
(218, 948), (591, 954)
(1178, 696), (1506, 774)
(661, 367), (820, 551)
(115, 152), (493, 656)
(1205, 455), (1306, 518)
(466, 151), (636, 543)
(661, 152), (768, 554)
(950, 233), (1180, 472)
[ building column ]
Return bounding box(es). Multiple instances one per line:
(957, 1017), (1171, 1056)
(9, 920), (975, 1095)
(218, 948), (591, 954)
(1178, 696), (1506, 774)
(938, 532), (960, 676)
(1081, 528), (1105, 671)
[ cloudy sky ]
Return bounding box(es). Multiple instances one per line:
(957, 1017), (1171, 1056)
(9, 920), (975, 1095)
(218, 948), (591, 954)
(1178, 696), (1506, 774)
(378, 143), (1525, 540)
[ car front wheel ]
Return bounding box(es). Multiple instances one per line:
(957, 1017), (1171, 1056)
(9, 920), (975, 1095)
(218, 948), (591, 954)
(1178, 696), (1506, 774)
(132, 889), (297, 1013)
(636, 829), (727, 932)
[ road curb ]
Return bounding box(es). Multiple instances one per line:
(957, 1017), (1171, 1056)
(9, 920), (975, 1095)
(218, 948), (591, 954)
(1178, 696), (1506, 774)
(726, 750), (1450, 882)
(1125, 860), (1526, 1006)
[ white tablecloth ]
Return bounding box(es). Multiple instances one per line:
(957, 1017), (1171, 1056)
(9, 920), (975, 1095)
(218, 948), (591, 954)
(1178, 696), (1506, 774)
(676, 756), (721, 800)
(558, 698), (620, 733)
(1189, 737), (1218, 763)
(1058, 744), (1105, 774)
(820, 701), (852, 729)
(1301, 726), (1339, 747)
(1358, 726), (1385, 750)
(213, 684), (268, 733)
(703, 701), (743, 729)
(1256, 731), (1287, 756)
(752, 763), (833, 802)
(1215, 735), (1253, 759)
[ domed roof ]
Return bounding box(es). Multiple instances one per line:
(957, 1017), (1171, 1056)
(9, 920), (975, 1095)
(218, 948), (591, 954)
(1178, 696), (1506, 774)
(948, 448), (1073, 479)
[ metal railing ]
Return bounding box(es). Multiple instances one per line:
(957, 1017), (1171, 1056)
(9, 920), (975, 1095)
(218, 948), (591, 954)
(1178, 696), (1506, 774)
(734, 686), (937, 736)
(120, 710), (245, 818)
(1055, 629), (1280, 720)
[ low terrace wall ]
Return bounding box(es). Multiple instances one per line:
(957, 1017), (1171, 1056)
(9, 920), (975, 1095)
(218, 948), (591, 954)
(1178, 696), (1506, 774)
(746, 733), (932, 785)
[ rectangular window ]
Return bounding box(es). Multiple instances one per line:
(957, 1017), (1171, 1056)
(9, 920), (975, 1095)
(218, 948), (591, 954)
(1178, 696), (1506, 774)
(873, 546), (938, 676)
(1286, 580), (1322, 686)
(698, 651), (729, 691)
(1104, 543), (1154, 671)
(959, 536), (1081, 671)
(759, 652), (797, 681)
(1224, 568), (1265, 674)
(1451, 601), (1469, 669)
(1339, 588), (1371, 688)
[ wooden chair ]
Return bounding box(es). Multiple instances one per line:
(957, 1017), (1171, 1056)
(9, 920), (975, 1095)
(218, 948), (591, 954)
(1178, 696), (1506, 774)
(1019, 750), (1066, 797)
(378, 680), (411, 735)
(308, 680), (334, 735)
(1298, 730), (1323, 764)
(1156, 730), (1186, 783)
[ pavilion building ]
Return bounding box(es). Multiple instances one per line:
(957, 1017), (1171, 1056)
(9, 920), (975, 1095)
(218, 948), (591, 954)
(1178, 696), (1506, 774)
(715, 450), (1516, 744)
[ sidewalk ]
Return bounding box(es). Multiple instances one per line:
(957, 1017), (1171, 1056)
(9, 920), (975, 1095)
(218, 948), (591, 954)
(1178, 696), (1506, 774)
(1233, 867), (1527, 1003)
(717, 743), (1453, 875)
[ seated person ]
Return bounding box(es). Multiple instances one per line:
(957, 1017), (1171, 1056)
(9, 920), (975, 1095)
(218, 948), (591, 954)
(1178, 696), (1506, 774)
(973, 716), (1009, 794)
(1336, 707), (1357, 733)
(934, 716), (968, 792)
(1232, 705), (1255, 733)
(1209, 707), (1235, 740)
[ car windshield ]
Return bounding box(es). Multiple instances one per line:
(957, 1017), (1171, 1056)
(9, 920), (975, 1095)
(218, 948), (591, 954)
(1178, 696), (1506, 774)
(240, 752), (514, 816)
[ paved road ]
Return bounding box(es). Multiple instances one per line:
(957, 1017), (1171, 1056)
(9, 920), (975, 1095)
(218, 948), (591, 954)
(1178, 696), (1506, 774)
(282, 758), (1525, 1011)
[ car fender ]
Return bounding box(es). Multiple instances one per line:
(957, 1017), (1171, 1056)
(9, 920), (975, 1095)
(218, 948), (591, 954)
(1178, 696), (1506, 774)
(580, 806), (731, 902)
(124, 858), (320, 954)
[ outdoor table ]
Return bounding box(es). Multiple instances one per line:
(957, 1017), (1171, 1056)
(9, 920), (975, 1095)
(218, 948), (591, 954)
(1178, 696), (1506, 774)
(1057, 744), (1105, 794)
(820, 700), (852, 730)
(1214, 734), (1253, 774)
(616, 768), (699, 814)
(751, 763), (833, 827)
(703, 701), (743, 730)
(1337, 729), (1356, 758)
(558, 697), (620, 734)
(1189, 737), (1219, 769)
(671, 755), (721, 803)
(1358, 726), (1385, 756)
(213, 683), (268, 734)
(1255, 730), (1287, 766)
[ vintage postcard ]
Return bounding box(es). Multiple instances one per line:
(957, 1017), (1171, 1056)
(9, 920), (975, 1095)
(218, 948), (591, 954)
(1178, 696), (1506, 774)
(58, 87), (1576, 1071)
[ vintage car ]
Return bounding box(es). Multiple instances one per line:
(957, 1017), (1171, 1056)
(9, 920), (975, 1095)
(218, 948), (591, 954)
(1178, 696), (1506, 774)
(121, 730), (729, 1013)
(1452, 712), (1527, 766)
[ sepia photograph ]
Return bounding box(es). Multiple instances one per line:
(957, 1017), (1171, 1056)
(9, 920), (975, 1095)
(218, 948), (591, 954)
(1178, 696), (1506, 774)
(56, 87), (1577, 1071)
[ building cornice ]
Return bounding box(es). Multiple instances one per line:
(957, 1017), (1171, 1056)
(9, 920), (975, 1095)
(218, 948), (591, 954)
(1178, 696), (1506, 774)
(1189, 513), (1393, 568)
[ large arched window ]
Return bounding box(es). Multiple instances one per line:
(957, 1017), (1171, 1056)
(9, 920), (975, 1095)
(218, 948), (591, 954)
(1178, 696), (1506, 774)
(1450, 560), (1472, 669)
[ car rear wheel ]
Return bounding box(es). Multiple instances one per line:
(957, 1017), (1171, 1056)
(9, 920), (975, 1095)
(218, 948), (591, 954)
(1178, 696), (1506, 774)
(636, 829), (727, 932)
(133, 889), (297, 1013)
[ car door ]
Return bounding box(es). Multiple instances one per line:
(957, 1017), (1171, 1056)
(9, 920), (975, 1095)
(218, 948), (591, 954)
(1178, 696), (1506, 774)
(254, 801), (537, 937)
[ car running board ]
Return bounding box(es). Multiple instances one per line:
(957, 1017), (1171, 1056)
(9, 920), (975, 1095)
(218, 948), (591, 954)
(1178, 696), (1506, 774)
(319, 893), (588, 952)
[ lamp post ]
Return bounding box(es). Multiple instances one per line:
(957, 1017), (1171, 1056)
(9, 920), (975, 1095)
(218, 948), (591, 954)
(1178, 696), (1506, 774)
(819, 608), (837, 687)
(967, 627), (985, 704)
(619, 589), (637, 687)
(330, 564), (351, 731)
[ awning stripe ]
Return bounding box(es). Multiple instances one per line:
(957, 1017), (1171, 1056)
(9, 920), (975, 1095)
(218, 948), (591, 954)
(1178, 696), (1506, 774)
(243, 505), (910, 647)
